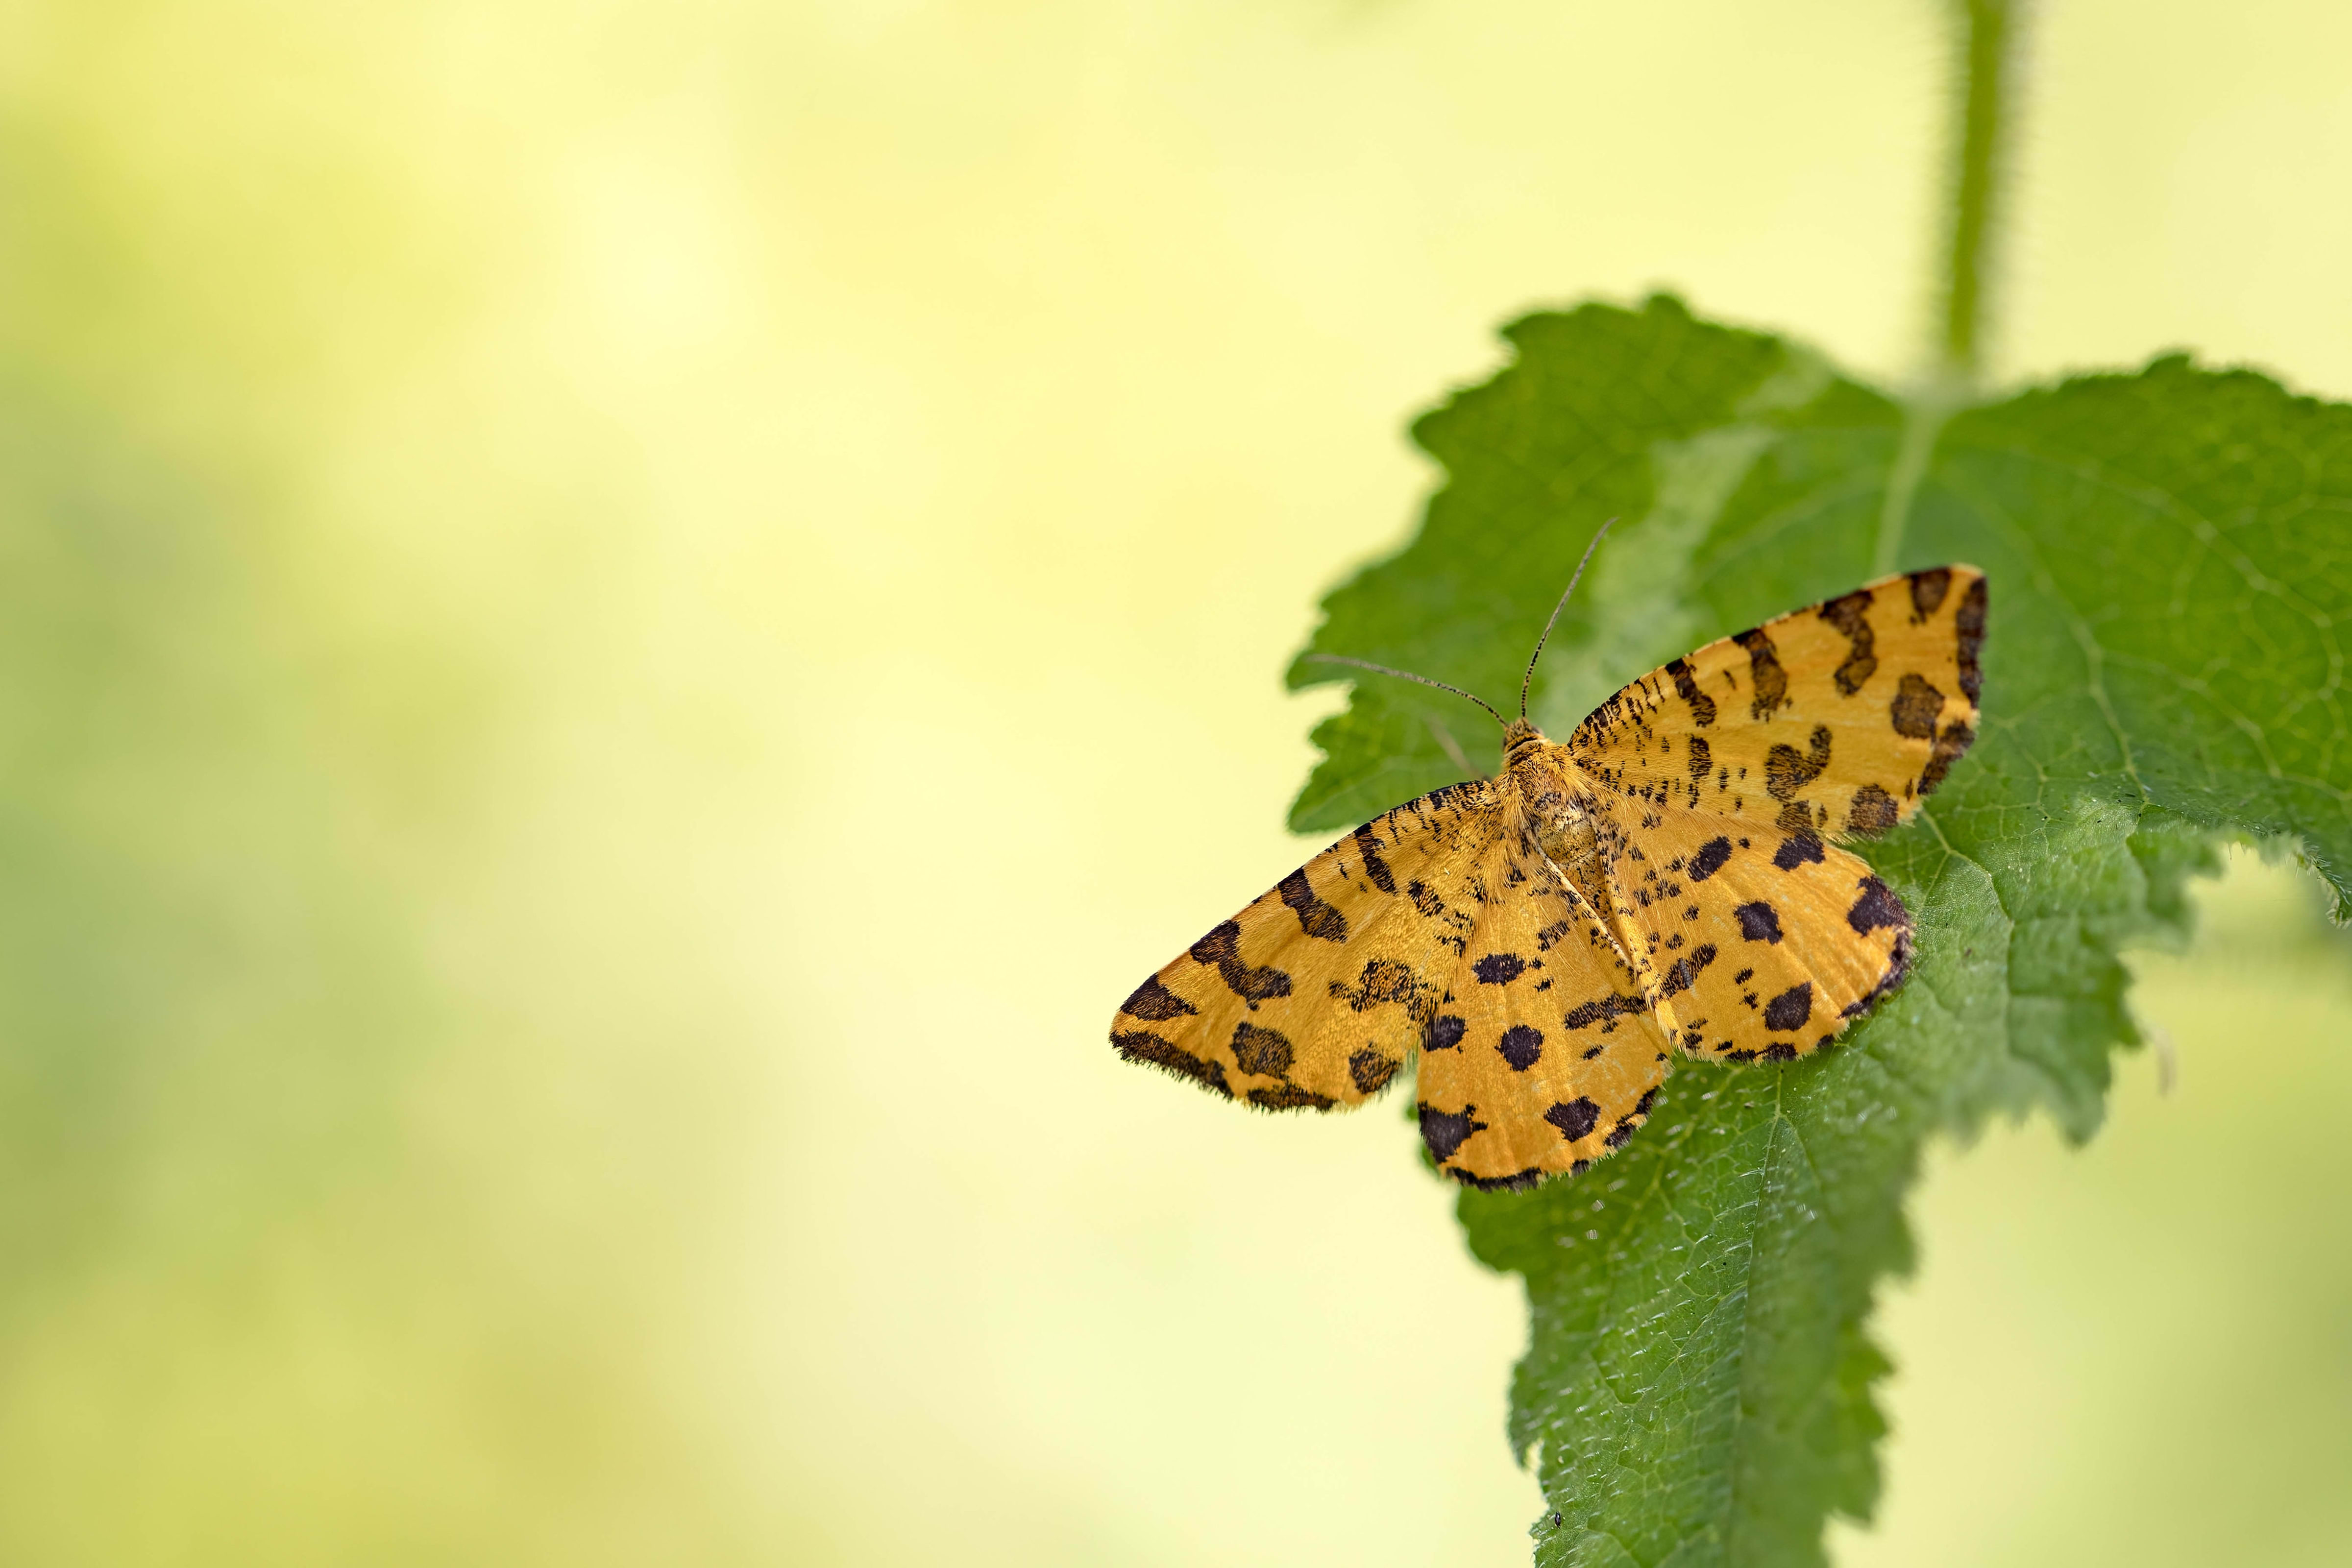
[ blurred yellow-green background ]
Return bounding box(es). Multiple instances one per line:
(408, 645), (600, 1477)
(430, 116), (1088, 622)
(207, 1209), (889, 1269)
(3, 1), (2349, 1563)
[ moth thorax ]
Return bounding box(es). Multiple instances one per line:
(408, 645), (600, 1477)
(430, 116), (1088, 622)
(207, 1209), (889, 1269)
(1501, 720), (1549, 770)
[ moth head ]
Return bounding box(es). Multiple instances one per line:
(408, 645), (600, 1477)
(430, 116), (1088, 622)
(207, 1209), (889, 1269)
(1502, 719), (1551, 769)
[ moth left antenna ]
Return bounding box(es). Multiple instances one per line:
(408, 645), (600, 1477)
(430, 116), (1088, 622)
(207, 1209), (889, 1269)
(1302, 654), (1506, 727)
(1519, 518), (1617, 721)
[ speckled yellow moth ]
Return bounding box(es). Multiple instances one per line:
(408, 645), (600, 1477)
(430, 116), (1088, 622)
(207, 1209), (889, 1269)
(1111, 535), (1985, 1190)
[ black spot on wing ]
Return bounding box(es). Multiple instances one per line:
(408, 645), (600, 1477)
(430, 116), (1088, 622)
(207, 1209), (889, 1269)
(1113, 1032), (1232, 1098)
(1762, 982), (1813, 1032)
(1919, 720), (1976, 795)
(1249, 1083), (1336, 1110)
(1348, 1048), (1399, 1095)
(1773, 832), (1826, 871)
(1424, 1013), (1468, 1051)
(1473, 952), (1528, 986)
(1766, 725), (1833, 802)
(1775, 802), (1824, 838)
(1891, 672), (1944, 740)
(1842, 929), (1914, 1018)
(1228, 1021), (1295, 1078)
(1119, 974), (1199, 1021)
(1687, 735), (1713, 781)
(1687, 836), (1733, 881)
(1189, 921), (1292, 1007)
(1448, 1166), (1544, 1192)
(1497, 1024), (1544, 1070)
(1544, 1097), (1599, 1141)
(1666, 657), (1717, 726)
(1277, 867), (1348, 942)
(1352, 823), (1398, 894)
(1908, 567), (1951, 622)
(1658, 944), (1718, 998)
(1818, 589), (1879, 695)
(1733, 627), (1789, 719)
(1419, 1103), (1485, 1161)
(1847, 876), (1909, 935)
(1847, 783), (1901, 836)
(1328, 959), (1429, 1017)
(1563, 990), (1646, 1031)
(1733, 901), (1783, 942)
(1762, 1041), (1798, 1061)
(1955, 575), (1987, 704)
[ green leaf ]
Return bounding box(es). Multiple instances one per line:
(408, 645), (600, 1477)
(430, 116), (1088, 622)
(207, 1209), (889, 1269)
(1288, 298), (2344, 1567)
(1285, 295), (1810, 831)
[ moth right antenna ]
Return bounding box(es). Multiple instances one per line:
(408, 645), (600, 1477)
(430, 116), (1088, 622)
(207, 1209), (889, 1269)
(1302, 654), (1506, 728)
(1519, 518), (1617, 720)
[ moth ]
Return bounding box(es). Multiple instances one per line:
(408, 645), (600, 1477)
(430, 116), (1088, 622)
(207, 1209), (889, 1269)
(1109, 533), (1985, 1190)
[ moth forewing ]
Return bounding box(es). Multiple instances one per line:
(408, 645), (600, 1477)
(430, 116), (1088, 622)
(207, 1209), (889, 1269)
(1111, 779), (1503, 1112)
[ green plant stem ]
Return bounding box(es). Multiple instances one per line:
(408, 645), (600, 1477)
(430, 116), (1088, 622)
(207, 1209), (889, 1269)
(1941, 0), (2018, 381)
(1880, 0), (2022, 577)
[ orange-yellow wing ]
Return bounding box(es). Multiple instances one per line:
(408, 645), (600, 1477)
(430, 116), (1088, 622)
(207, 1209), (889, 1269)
(1567, 567), (1985, 840)
(1414, 802), (1673, 1189)
(1109, 780), (1501, 1111)
(1574, 793), (1912, 1063)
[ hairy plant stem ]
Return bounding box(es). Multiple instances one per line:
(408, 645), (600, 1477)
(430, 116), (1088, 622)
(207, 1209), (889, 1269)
(1940, 0), (2018, 381)
(1878, 0), (2024, 577)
